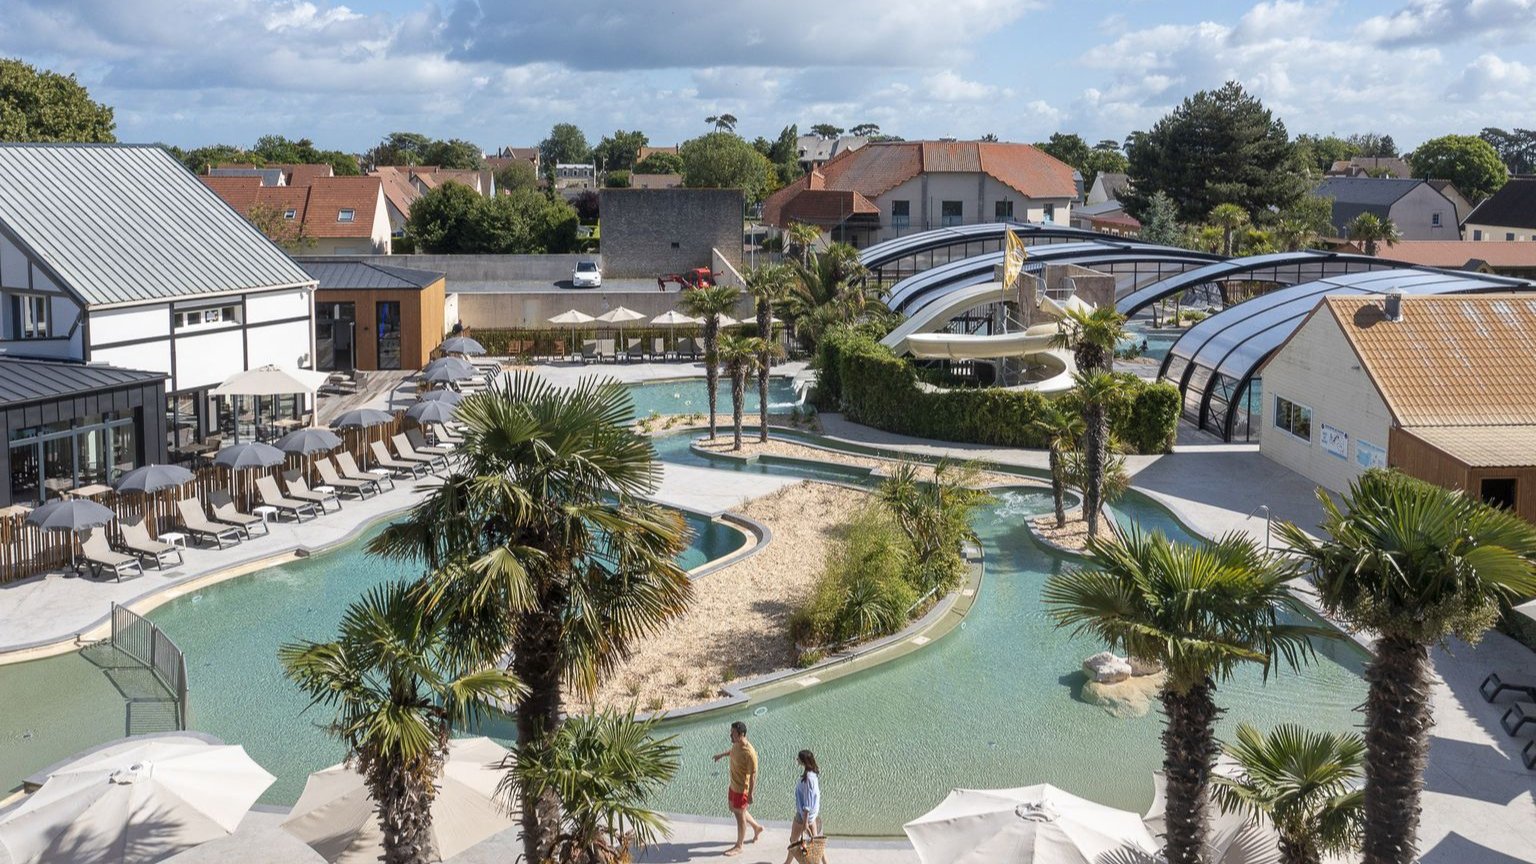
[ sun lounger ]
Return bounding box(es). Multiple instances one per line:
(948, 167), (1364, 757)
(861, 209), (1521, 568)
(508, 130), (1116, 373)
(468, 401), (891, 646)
(369, 440), (428, 479)
(1525, 739), (1535, 770)
(405, 428), (454, 463)
(255, 475), (319, 522)
(338, 451), (395, 491)
(284, 473), (341, 513)
(598, 338), (617, 363)
(1502, 701), (1536, 736)
(208, 490), (268, 538)
(1482, 672), (1536, 703)
(581, 340), (599, 364)
(392, 433), (447, 472)
(80, 528), (142, 581)
(431, 423), (464, 446)
(175, 498), (241, 548)
(315, 456), (377, 499)
(117, 514), (184, 569)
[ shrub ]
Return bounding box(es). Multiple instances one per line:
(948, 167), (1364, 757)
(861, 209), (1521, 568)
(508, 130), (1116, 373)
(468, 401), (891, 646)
(1129, 381), (1181, 453)
(789, 506), (916, 646)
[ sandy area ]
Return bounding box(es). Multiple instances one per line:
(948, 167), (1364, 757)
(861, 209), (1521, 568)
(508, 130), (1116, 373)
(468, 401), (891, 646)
(1031, 512), (1114, 551)
(571, 481), (870, 714)
(692, 436), (1037, 489)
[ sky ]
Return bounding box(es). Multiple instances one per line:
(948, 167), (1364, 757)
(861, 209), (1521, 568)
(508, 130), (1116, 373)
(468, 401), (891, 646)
(2, 0), (1533, 154)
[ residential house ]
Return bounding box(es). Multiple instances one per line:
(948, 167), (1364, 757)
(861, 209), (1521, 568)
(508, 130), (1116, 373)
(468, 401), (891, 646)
(202, 174), (393, 255)
(1465, 176), (1536, 241)
(405, 166), (496, 197)
(1312, 177), (1462, 240)
(299, 259), (446, 372)
(1260, 293), (1536, 521)
(627, 173), (685, 190)
(796, 135), (868, 172)
(635, 145), (678, 165)
(371, 166), (420, 238)
(1427, 180), (1473, 228)
(488, 146), (540, 176)
(1084, 172), (1129, 206)
(1370, 241), (1536, 280)
(1070, 200), (1141, 237)
(762, 140), (1078, 247)
(0, 144), (318, 502)
(1326, 157), (1413, 178)
(554, 163), (598, 197)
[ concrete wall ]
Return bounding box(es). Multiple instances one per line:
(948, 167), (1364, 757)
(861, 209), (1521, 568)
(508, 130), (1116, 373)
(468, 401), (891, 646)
(353, 254), (597, 286)
(454, 290), (754, 330)
(1258, 308), (1393, 493)
(1389, 184), (1462, 240)
(599, 188), (744, 278)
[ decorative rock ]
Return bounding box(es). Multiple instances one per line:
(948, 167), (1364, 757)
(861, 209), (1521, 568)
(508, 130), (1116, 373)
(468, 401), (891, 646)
(1082, 671), (1167, 718)
(1129, 656), (1163, 677)
(1082, 651), (1132, 684)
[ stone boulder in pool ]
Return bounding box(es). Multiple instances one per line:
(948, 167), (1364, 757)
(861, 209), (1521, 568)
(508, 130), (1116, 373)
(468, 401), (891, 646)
(1082, 651), (1132, 683)
(1078, 652), (1167, 718)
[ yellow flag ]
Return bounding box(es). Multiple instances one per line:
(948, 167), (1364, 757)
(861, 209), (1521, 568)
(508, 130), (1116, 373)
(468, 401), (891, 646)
(1002, 227), (1027, 288)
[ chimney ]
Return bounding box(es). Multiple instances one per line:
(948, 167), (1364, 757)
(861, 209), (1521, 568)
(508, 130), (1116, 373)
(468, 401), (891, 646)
(1383, 290), (1404, 322)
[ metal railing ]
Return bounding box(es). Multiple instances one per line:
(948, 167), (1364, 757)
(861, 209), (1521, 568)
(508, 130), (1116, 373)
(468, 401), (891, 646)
(110, 603), (189, 731)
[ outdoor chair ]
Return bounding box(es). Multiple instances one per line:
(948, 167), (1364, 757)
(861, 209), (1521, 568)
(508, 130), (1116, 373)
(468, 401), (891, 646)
(624, 339), (644, 362)
(116, 514), (184, 569)
(80, 528), (142, 582)
(430, 423), (464, 446)
(405, 428), (454, 464)
(1481, 672), (1536, 703)
(255, 475), (319, 522)
(175, 497), (241, 548)
(652, 337), (668, 360)
(580, 340), (600, 364)
(208, 490), (268, 538)
(315, 456), (378, 499)
(597, 338), (617, 363)
(283, 472), (342, 513)
(1501, 701), (1536, 737)
(391, 433), (447, 472)
(369, 440), (428, 479)
(340, 450), (397, 489)
(1525, 739), (1535, 770)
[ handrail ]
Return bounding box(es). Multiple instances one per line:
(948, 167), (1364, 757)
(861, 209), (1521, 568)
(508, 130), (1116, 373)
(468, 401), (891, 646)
(110, 602), (189, 730)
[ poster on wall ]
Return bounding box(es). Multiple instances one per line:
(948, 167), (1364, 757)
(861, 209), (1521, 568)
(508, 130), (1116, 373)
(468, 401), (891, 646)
(1356, 439), (1387, 470)
(1320, 424), (1349, 460)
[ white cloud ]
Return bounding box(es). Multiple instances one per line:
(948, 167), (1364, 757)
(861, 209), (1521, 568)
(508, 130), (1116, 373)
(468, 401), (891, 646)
(924, 70), (998, 102)
(1357, 0), (1536, 46)
(1447, 53), (1536, 100)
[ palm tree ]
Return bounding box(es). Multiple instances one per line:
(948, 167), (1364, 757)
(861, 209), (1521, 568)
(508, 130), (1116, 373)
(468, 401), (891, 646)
(1347, 213), (1401, 256)
(877, 461), (989, 592)
(787, 243), (880, 346)
(747, 263), (795, 442)
(1072, 371), (1120, 538)
(1028, 403), (1084, 527)
(1050, 305), (1126, 374)
(367, 374), (693, 863)
(1208, 203), (1251, 257)
(1273, 218), (1317, 253)
(280, 582), (523, 864)
(706, 114), (738, 133)
(718, 334), (766, 451)
(1044, 529), (1320, 864)
(679, 284), (743, 439)
(1213, 723), (1365, 864)
(510, 709), (680, 864)
(1278, 469), (1536, 864)
(784, 221), (821, 268)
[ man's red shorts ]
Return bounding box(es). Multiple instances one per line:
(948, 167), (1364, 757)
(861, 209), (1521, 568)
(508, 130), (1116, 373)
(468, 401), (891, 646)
(728, 789), (752, 810)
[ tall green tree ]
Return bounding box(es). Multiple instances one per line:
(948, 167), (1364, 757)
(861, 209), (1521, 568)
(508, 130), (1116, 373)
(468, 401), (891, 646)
(680, 132), (772, 201)
(593, 130), (649, 173)
(633, 151), (684, 175)
(1045, 529), (1318, 864)
(0, 58), (115, 142)
(179, 143), (250, 174)
(405, 182), (484, 253)
(718, 333), (767, 450)
(1138, 191), (1183, 246)
(1082, 147), (1130, 191)
(1124, 82), (1304, 222)
(1478, 127), (1536, 175)
(1409, 134), (1509, 202)
(1275, 194), (1335, 249)
(1294, 134), (1361, 174)
(367, 132), (434, 167)
(495, 159), (540, 193)
(420, 138), (484, 170)
(1213, 723), (1365, 864)
(1347, 213), (1400, 257)
(281, 582), (523, 864)
(808, 123), (843, 139)
(540, 123), (592, 168)
(849, 123), (881, 138)
(1346, 132), (1398, 158)
(679, 285), (744, 439)
(1278, 470), (1536, 864)
(369, 375), (693, 864)
(1037, 132), (1092, 171)
(407, 183), (578, 256)
(706, 114), (738, 133)
(746, 263), (795, 442)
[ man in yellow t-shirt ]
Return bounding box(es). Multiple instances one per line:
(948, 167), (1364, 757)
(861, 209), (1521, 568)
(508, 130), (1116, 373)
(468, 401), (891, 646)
(712, 720), (763, 856)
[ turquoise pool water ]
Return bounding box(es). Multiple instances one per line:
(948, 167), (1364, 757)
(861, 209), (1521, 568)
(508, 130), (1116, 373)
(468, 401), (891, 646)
(1120, 323), (1181, 363)
(626, 377), (802, 418)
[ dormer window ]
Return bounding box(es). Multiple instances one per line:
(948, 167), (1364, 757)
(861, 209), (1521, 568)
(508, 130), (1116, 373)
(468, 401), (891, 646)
(338, 209), (355, 223)
(283, 208), (296, 220)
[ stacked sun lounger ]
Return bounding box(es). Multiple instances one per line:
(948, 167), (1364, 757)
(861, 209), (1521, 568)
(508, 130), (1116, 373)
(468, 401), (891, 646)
(1481, 672), (1536, 769)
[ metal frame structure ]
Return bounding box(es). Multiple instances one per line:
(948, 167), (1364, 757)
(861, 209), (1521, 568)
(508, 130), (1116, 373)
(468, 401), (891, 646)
(858, 222), (1108, 286)
(1115, 251), (1411, 317)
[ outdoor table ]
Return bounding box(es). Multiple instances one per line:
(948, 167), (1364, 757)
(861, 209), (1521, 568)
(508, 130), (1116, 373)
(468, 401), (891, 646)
(66, 484), (114, 499)
(253, 505), (278, 526)
(159, 531), (188, 550)
(367, 468), (396, 491)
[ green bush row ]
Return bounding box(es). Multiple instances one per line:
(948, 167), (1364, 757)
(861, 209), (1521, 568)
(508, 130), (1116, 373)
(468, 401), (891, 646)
(788, 506), (918, 648)
(814, 328), (1180, 454)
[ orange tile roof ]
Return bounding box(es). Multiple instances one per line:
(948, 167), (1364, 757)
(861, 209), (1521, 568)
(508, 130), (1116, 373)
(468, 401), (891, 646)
(1382, 241), (1536, 270)
(371, 166), (420, 217)
(1325, 293), (1536, 426)
(302, 177), (383, 238)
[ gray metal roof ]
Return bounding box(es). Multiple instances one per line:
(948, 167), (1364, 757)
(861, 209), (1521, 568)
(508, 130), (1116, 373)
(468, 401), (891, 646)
(0, 144), (317, 308)
(0, 357), (166, 406)
(300, 260), (445, 291)
(859, 221), (1106, 270)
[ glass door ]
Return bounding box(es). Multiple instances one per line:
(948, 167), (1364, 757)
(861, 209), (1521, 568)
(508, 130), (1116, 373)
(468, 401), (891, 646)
(377, 301), (402, 370)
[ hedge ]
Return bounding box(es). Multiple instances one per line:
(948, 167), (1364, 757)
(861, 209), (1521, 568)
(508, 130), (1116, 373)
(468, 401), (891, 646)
(815, 329), (1181, 455)
(466, 326), (764, 358)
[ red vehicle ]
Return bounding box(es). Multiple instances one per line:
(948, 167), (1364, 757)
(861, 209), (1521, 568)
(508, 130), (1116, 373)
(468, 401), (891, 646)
(657, 268), (715, 291)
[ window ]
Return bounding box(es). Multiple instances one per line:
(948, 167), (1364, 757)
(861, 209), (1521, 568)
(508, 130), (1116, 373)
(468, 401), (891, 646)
(315, 302), (356, 371)
(1481, 478), (1517, 511)
(175, 305), (239, 329)
(1431, 212), (1441, 227)
(940, 200), (963, 227)
(1043, 203), (1057, 223)
(1273, 395), (1312, 441)
(11, 294), (50, 339)
(891, 200), (910, 229)
(8, 412), (138, 504)
(283, 208), (296, 220)
(377, 301), (401, 370)
(1508, 232), (1517, 241)
(994, 200), (1014, 221)
(1473, 229), (1483, 240)
(338, 208), (356, 223)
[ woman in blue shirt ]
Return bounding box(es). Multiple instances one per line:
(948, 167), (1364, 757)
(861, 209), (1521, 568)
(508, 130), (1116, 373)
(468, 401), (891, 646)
(783, 750), (822, 864)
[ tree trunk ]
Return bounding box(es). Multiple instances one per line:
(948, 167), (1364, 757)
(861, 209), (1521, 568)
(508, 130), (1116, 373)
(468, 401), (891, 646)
(1160, 679), (1220, 864)
(704, 318), (720, 439)
(512, 595), (568, 864)
(1048, 448), (1067, 528)
(1083, 403), (1106, 538)
(370, 754), (440, 864)
(757, 298), (771, 442)
(1278, 833), (1317, 864)
(1360, 635), (1432, 864)
(731, 366), (745, 451)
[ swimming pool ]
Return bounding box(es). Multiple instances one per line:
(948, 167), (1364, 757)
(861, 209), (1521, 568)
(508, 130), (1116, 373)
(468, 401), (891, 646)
(1120, 323), (1181, 364)
(625, 377), (802, 418)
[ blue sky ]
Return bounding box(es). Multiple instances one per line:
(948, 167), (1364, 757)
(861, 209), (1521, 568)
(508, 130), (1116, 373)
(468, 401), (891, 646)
(2, 0), (1532, 153)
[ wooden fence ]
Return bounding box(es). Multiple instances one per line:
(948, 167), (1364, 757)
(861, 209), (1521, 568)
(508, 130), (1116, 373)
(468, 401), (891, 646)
(0, 414), (407, 585)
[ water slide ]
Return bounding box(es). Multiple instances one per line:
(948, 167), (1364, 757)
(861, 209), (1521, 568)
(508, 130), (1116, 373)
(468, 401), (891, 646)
(904, 325), (1059, 359)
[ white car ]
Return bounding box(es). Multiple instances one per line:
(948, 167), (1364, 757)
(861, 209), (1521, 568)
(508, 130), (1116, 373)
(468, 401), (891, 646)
(571, 260), (602, 288)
